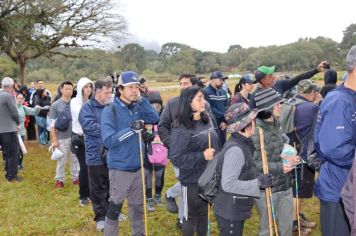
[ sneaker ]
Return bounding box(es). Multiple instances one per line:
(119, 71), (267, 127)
(176, 218), (183, 230)
(6, 176), (22, 182)
(79, 198), (90, 206)
(72, 179), (80, 185)
(55, 180), (64, 188)
(292, 224), (312, 235)
(96, 220), (105, 232)
(118, 213), (128, 222)
(147, 198), (156, 212)
(165, 194), (178, 213)
(18, 165), (24, 170)
(154, 194), (162, 206)
(300, 213), (317, 228)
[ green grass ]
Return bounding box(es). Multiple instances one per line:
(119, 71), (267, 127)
(0, 141), (322, 235)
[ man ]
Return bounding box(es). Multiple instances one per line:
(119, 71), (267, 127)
(249, 61), (326, 109)
(292, 80), (321, 234)
(314, 46), (356, 236)
(139, 77), (151, 99)
(101, 71), (159, 236)
(158, 73), (199, 228)
(0, 77), (20, 181)
(29, 79), (52, 106)
(79, 77), (113, 231)
(49, 81), (79, 188)
(204, 71), (228, 145)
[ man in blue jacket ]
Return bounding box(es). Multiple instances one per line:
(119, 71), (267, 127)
(101, 71), (159, 236)
(203, 71), (228, 145)
(314, 45), (356, 236)
(79, 77), (113, 231)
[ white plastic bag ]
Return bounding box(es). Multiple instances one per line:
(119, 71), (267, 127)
(18, 133), (27, 154)
(49, 145), (63, 161)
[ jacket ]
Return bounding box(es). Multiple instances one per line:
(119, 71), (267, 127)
(17, 105), (40, 136)
(79, 97), (106, 166)
(252, 118), (292, 193)
(314, 84), (356, 202)
(169, 119), (220, 185)
(71, 77), (94, 135)
(0, 90), (20, 133)
(203, 84), (228, 124)
(101, 97), (159, 171)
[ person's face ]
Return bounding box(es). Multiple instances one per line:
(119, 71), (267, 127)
(200, 78), (207, 87)
(60, 84), (73, 99)
(261, 74), (276, 88)
(120, 84), (140, 102)
(82, 83), (93, 98)
(96, 86), (112, 105)
(37, 81), (45, 89)
(16, 94), (25, 105)
(191, 91), (206, 113)
(272, 102), (282, 118)
(30, 82), (35, 89)
(213, 79), (224, 89)
(243, 83), (254, 93)
(180, 78), (192, 91)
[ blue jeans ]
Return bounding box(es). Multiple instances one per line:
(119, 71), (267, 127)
(36, 116), (48, 145)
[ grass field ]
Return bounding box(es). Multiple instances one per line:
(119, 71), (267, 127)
(0, 80), (323, 235)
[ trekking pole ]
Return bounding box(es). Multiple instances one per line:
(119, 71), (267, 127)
(139, 131), (149, 236)
(207, 132), (211, 236)
(258, 128), (278, 236)
(293, 143), (301, 236)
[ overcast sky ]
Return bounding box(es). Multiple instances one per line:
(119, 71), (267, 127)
(117, 0), (355, 53)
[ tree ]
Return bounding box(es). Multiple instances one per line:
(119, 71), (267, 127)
(159, 42), (190, 59)
(0, 0), (126, 84)
(340, 23), (356, 51)
(119, 43), (146, 73)
(227, 44), (242, 53)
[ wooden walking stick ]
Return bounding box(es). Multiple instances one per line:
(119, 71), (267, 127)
(139, 131), (149, 236)
(207, 132), (212, 236)
(258, 128), (279, 236)
(293, 143), (301, 236)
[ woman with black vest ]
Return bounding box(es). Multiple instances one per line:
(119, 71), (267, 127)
(169, 86), (220, 236)
(214, 102), (273, 236)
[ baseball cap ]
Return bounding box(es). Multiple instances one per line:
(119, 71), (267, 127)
(240, 74), (255, 84)
(210, 71), (228, 80)
(297, 80), (320, 94)
(254, 65), (275, 83)
(117, 71), (140, 86)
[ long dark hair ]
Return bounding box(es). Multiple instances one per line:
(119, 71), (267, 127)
(176, 86), (209, 128)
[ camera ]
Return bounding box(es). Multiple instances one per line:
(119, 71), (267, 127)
(132, 120), (144, 131)
(323, 63), (330, 70)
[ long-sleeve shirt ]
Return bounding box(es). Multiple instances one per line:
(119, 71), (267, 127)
(0, 90), (20, 133)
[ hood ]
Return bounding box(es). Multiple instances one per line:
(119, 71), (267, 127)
(75, 77), (94, 104)
(324, 69), (337, 85)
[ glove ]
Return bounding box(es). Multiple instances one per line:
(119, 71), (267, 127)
(258, 173), (273, 189)
(132, 120), (144, 133)
(142, 129), (155, 143)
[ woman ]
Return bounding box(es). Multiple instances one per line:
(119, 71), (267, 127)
(230, 74), (255, 105)
(70, 77), (94, 206)
(34, 89), (51, 145)
(252, 87), (300, 236)
(15, 93), (41, 169)
(213, 102), (273, 236)
(169, 86), (220, 236)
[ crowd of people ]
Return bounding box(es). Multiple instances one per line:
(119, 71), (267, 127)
(0, 45), (356, 236)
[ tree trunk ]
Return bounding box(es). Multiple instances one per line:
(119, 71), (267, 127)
(18, 57), (26, 85)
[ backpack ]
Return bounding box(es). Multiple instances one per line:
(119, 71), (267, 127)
(279, 97), (306, 153)
(198, 141), (237, 203)
(306, 113), (321, 171)
(55, 103), (72, 131)
(147, 125), (168, 166)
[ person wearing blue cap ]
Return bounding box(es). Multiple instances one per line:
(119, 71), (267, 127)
(204, 71), (229, 145)
(249, 61), (327, 109)
(231, 74), (255, 106)
(101, 71), (159, 236)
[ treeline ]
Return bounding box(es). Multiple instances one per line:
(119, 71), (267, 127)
(1, 25), (356, 83)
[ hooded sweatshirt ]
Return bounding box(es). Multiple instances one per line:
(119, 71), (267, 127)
(71, 77), (94, 135)
(320, 69), (337, 98)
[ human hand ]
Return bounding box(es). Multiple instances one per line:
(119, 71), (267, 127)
(220, 122), (227, 131)
(317, 61), (328, 72)
(258, 173), (273, 189)
(132, 120), (144, 133)
(52, 140), (59, 148)
(203, 148), (215, 160)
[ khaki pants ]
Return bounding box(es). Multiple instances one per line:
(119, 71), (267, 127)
(55, 138), (79, 182)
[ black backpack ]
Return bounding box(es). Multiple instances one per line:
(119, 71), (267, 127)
(198, 142), (237, 203)
(55, 103), (72, 131)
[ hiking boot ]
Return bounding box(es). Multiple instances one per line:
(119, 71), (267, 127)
(154, 194), (162, 206)
(300, 213), (317, 228)
(55, 180), (64, 188)
(79, 198), (90, 206)
(72, 179), (80, 185)
(176, 218), (183, 230)
(165, 194), (178, 213)
(6, 176), (22, 182)
(118, 213), (128, 222)
(96, 220), (105, 232)
(293, 224), (312, 235)
(147, 198), (156, 212)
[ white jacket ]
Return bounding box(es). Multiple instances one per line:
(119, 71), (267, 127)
(71, 77), (94, 135)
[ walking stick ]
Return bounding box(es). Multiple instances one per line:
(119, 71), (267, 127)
(258, 128), (278, 236)
(139, 131), (149, 236)
(207, 132), (211, 236)
(293, 143), (301, 236)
